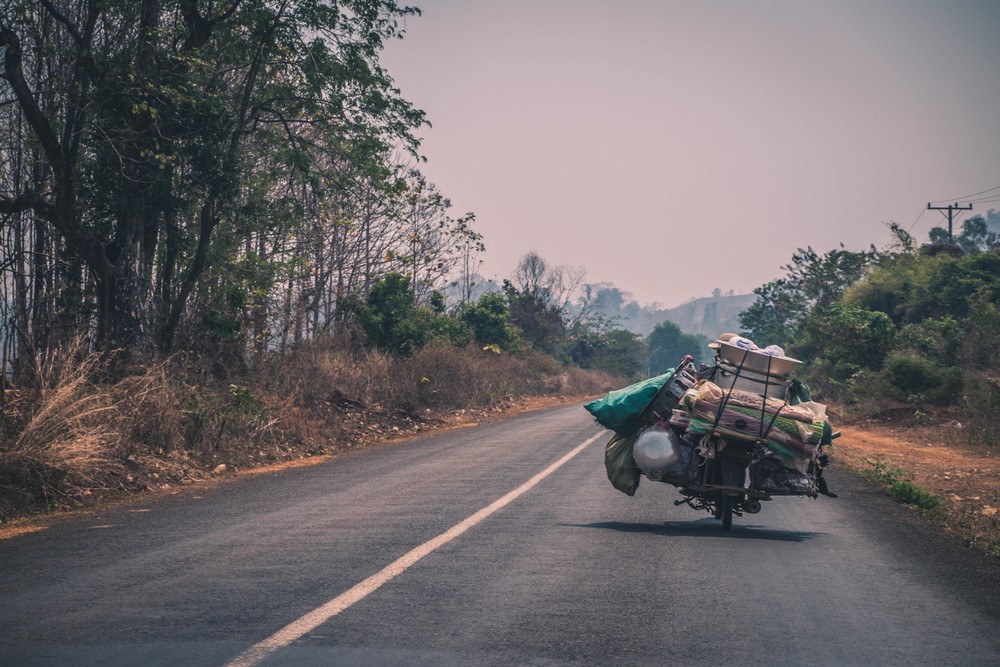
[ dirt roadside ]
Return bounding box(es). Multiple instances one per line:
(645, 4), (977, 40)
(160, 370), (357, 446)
(5, 395), (998, 559)
(834, 421), (1000, 557)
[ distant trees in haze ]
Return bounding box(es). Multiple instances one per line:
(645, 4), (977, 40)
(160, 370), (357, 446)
(646, 320), (704, 375)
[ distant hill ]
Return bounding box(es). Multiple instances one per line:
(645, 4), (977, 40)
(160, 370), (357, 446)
(445, 277), (758, 342)
(583, 285), (755, 339)
(658, 293), (756, 339)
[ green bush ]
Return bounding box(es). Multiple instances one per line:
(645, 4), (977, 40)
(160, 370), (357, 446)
(355, 273), (432, 355)
(959, 375), (1000, 446)
(883, 354), (942, 394)
(862, 457), (941, 511)
(460, 292), (520, 350)
(894, 316), (963, 365)
(881, 353), (963, 405)
(890, 479), (942, 510)
(793, 303), (896, 371)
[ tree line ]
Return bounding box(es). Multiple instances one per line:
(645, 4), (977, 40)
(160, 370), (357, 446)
(739, 217), (1000, 443)
(0, 0), (483, 371)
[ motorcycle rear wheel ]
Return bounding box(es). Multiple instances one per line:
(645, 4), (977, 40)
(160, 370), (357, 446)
(720, 493), (734, 530)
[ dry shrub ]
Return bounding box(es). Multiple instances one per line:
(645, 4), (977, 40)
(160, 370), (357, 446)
(403, 342), (607, 411)
(110, 361), (185, 459)
(402, 342), (489, 410)
(1, 330), (627, 519)
(276, 338), (601, 414)
(0, 342), (119, 513)
(273, 338), (396, 408)
(559, 366), (621, 395)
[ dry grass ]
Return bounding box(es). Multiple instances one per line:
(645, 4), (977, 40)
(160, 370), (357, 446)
(0, 334), (625, 520)
(0, 341), (120, 512)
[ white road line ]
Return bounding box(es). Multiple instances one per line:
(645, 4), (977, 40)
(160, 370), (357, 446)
(227, 431), (604, 667)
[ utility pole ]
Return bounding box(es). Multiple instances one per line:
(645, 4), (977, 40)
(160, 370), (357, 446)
(927, 202), (973, 242)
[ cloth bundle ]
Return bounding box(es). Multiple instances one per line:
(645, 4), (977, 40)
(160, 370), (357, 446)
(677, 380), (824, 464)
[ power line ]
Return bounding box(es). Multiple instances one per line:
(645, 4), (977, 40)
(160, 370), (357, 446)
(906, 207), (926, 233)
(965, 194), (1000, 205)
(929, 183), (1000, 204)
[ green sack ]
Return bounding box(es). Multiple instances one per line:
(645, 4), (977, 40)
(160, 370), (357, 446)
(584, 370), (675, 435)
(785, 378), (813, 404)
(786, 378), (833, 445)
(605, 431), (641, 496)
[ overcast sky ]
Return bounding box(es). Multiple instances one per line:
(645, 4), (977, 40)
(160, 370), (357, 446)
(381, 0), (1000, 307)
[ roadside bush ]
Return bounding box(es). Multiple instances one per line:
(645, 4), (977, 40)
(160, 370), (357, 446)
(460, 292), (520, 350)
(882, 353), (963, 405)
(862, 457), (941, 512)
(793, 303), (896, 372)
(960, 375), (1000, 446)
(355, 273), (433, 354)
(961, 292), (1000, 370)
(894, 316), (964, 366)
(1, 328), (626, 519)
(402, 341), (480, 409)
(111, 363), (185, 460)
(0, 343), (118, 515)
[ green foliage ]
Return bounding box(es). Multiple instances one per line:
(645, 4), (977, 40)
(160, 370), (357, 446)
(739, 245), (878, 347)
(355, 273), (431, 355)
(920, 253), (1000, 322)
(894, 316), (963, 365)
(429, 313), (471, 347)
(793, 303), (896, 373)
(568, 329), (647, 380)
(460, 292), (520, 351)
(862, 457), (941, 511)
(502, 279), (566, 355)
(963, 291), (1000, 370)
(3, 0), (430, 353)
(742, 235), (999, 433)
(646, 320), (704, 374)
(891, 479), (943, 510)
(882, 353), (964, 405)
(354, 277), (472, 353)
(429, 291), (447, 314)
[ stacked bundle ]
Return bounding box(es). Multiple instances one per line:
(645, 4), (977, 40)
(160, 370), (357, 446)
(674, 380), (825, 469)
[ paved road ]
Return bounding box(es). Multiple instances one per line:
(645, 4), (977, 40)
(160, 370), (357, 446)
(2, 404), (999, 666)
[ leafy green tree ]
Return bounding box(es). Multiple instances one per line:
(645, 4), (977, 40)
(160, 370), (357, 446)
(739, 245), (878, 347)
(956, 216), (999, 253)
(792, 303), (896, 380)
(0, 0), (426, 355)
(647, 320), (704, 374)
(502, 279), (566, 355)
(928, 216), (999, 253)
(460, 292), (520, 350)
(847, 252), (1000, 325)
(569, 329), (647, 380)
(355, 273), (430, 354)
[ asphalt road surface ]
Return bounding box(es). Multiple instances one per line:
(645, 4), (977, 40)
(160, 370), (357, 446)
(2, 403), (999, 666)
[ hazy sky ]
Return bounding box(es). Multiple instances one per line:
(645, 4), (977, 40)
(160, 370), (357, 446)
(381, 0), (1000, 307)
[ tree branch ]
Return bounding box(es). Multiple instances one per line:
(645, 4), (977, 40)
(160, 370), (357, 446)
(38, 0), (84, 45)
(0, 190), (54, 217)
(0, 28), (69, 182)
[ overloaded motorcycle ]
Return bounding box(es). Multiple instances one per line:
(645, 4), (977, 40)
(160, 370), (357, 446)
(589, 340), (838, 530)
